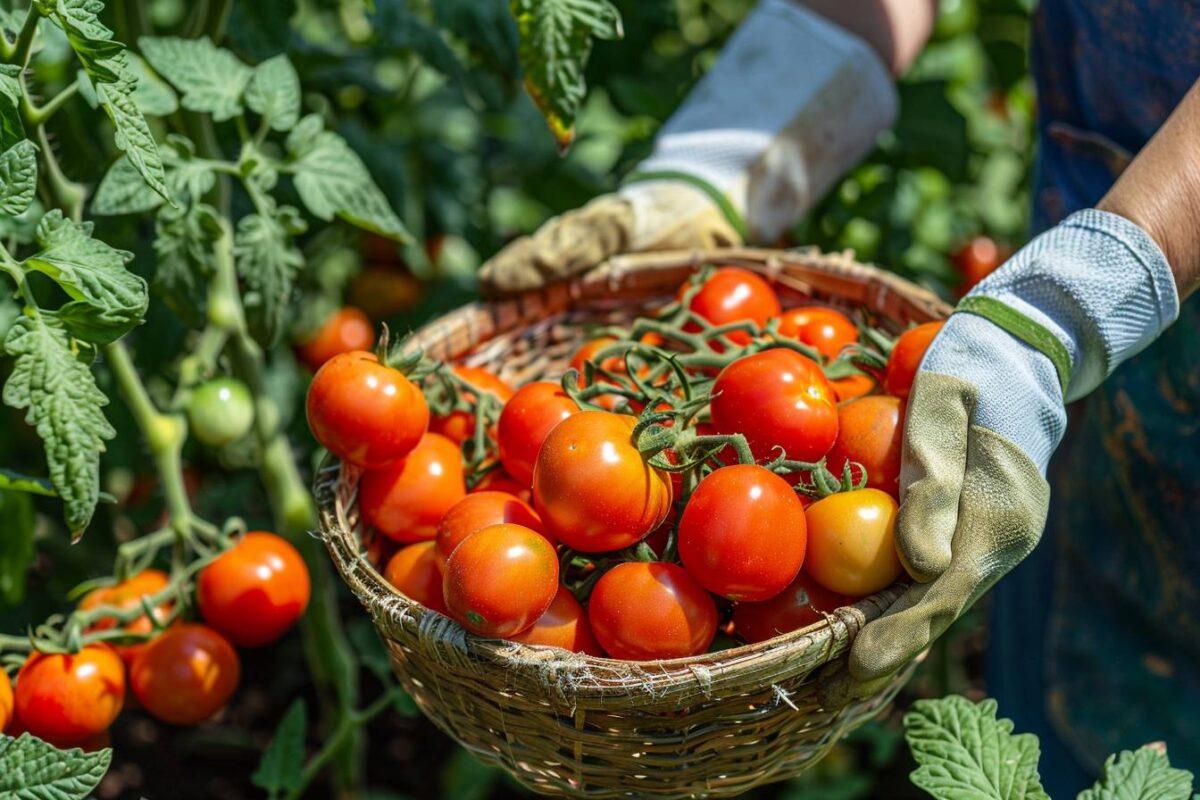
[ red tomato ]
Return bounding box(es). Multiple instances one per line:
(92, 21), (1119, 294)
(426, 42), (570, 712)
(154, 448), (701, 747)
(532, 412), (672, 552)
(831, 372), (877, 402)
(777, 306), (858, 360)
(805, 489), (902, 596)
(826, 396), (904, 497)
(0, 668), (12, 733)
(130, 624), (240, 726)
(472, 466), (532, 503)
(732, 571), (850, 643)
(306, 351), (429, 469)
(508, 585), (603, 655)
(436, 491), (546, 568)
(296, 307), (375, 371)
(383, 541), (447, 614)
(570, 336), (623, 378)
(683, 267), (781, 345)
(710, 349), (839, 462)
(78, 569), (173, 666)
(954, 236), (1007, 294)
(197, 532), (311, 647)
(430, 366), (514, 445)
(883, 322), (944, 398)
(443, 524), (560, 637)
(678, 465), (807, 601)
(587, 562), (717, 660)
(496, 382), (579, 487)
(359, 432), (466, 543)
(16, 645), (125, 744)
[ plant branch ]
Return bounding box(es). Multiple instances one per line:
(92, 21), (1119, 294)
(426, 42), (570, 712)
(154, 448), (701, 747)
(25, 80), (79, 126)
(283, 691), (400, 800)
(8, 6), (40, 67)
(34, 125), (86, 222)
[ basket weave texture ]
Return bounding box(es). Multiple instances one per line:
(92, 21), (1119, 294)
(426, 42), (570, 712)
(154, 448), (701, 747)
(315, 248), (952, 799)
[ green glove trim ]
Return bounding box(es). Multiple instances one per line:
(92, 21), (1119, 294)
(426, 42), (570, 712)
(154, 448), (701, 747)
(955, 295), (1071, 398)
(623, 170), (749, 242)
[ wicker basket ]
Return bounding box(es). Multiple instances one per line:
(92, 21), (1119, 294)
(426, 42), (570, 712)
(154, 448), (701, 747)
(315, 247), (952, 799)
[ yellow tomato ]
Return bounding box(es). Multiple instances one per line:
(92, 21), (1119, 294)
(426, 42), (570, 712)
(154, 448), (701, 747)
(804, 488), (902, 596)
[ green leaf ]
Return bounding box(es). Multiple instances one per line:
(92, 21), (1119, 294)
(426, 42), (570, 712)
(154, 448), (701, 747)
(46, 0), (125, 84)
(139, 36), (253, 121)
(127, 51), (178, 116)
(0, 488), (34, 606)
(152, 203), (220, 326)
(2, 316), (114, 537)
(0, 732), (111, 799)
(250, 700), (306, 795)
(235, 209), (305, 347)
(91, 154), (161, 216)
(0, 198), (44, 247)
(0, 468), (57, 497)
(0, 140), (38, 216)
(0, 64), (25, 151)
(97, 66), (171, 203)
(371, 1), (464, 81)
(1077, 746), (1194, 800)
(93, 137), (216, 216)
(286, 116), (410, 241)
(904, 696), (1048, 800)
(245, 54), (300, 132)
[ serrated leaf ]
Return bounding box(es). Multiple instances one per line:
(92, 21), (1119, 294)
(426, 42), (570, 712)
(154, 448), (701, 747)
(0, 198), (44, 247)
(93, 138), (216, 216)
(46, 0), (125, 84)
(250, 700), (306, 794)
(245, 54), (300, 132)
(0, 140), (38, 216)
(0, 488), (35, 606)
(904, 696), (1048, 800)
(0, 64), (25, 150)
(235, 210), (304, 347)
(1078, 746), (1194, 800)
(152, 203), (220, 326)
(139, 36), (253, 121)
(127, 51), (178, 116)
(96, 57), (170, 202)
(2, 316), (113, 536)
(0, 732), (111, 799)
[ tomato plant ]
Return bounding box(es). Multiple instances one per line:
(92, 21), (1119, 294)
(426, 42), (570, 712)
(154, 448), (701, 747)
(587, 562), (717, 660)
(496, 382), (580, 487)
(884, 322), (946, 398)
(383, 542), (448, 614)
(805, 489), (903, 596)
(360, 433), (467, 543)
(436, 491), (546, 568)
(130, 624), (240, 726)
(187, 378), (255, 449)
(197, 532), (311, 648)
(732, 571), (849, 644)
(15, 646), (125, 745)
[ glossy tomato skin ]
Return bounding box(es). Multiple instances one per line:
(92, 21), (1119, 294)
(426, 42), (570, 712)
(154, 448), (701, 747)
(430, 366), (514, 445)
(954, 236), (1006, 294)
(883, 322), (945, 398)
(496, 382), (579, 487)
(198, 532), (311, 647)
(130, 624), (240, 726)
(472, 467), (532, 503)
(507, 585), (602, 655)
(359, 432), (465, 543)
(711, 348), (839, 463)
(831, 372), (877, 402)
(16, 645), (125, 744)
(805, 489), (902, 596)
(777, 306), (858, 360)
(383, 542), (447, 614)
(443, 524), (559, 638)
(684, 267), (780, 345)
(826, 396), (904, 497)
(78, 568), (173, 666)
(435, 491), (546, 568)
(188, 378), (254, 448)
(0, 668), (12, 733)
(587, 562), (717, 660)
(732, 571), (849, 643)
(532, 412), (672, 553)
(296, 306), (375, 371)
(678, 465), (807, 601)
(306, 351), (429, 469)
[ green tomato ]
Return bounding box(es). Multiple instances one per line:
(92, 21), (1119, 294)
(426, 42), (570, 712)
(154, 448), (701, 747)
(188, 378), (254, 448)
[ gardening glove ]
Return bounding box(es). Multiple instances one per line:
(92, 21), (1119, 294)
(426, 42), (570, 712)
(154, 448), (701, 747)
(824, 209), (1180, 705)
(479, 0), (897, 294)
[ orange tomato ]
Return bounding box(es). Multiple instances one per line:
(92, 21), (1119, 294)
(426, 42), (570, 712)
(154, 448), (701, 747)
(296, 307), (375, 371)
(953, 236), (1008, 294)
(587, 562), (717, 660)
(197, 532), (311, 647)
(16, 645), (125, 744)
(472, 467), (532, 503)
(130, 624), (240, 726)
(507, 585), (602, 655)
(430, 366), (514, 445)
(883, 322), (945, 398)
(78, 569), (173, 665)
(360, 432), (466, 542)
(777, 306), (858, 360)
(383, 542), (447, 614)
(804, 489), (902, 596)
(0, 668), (12, 733)
(348, 264), (422, 318)
(830, 372), (877, 402)
(826, 396), (904, 498)
(682, 267), (781, 346)
(436, 491), (546, 568)
(496, 382), (580, 487)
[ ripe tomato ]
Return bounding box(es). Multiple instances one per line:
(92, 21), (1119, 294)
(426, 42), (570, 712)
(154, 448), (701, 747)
(533, 412), (672, 552)
(383, 541), (447, 614)
(188, 377), (254, 448)
(0, 668), (12, 733)
(570, 336), (623, 377)
(508, 585), (603, 655)
(777, 306), (858, 360)
(587, 562), (717, 660)
(306, 351), (429, 469)
(16, 645), (125, 744)
(953, 236), (1006, 294)
(677, 465), (807, 601)
(830, 372), (876, 402)
(472, 467), (532, 503)
(683, 267), (780, 345)
(197, 532), (311, 647)
(296, 306), (375, 371)
(130, 624), (240, 726)
(826, 396), (904, 497)
(711, 349), (838, 462)
(496, 382), (579, 487)
(732, 571), (849, 643)
(436, 491), (546, 568)
(360, 432), (466, 542)
(348, 264), (422, 318)
(805, 489), (902, 596)
(430, 366), (514, 444)
(78, 568), (173, 666)
(443, 524), (559, 637)
(883, 322), (944, 398)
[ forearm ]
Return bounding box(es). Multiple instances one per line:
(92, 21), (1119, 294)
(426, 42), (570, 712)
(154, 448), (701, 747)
(800, 0), (937, 75)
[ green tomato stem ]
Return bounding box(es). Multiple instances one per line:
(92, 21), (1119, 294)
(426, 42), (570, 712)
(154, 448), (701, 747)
(9, 6), (40, 68)
(25, 80), (80, 126)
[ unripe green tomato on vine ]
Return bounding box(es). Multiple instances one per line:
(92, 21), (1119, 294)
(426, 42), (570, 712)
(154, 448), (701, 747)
(188, 377), (255, 448)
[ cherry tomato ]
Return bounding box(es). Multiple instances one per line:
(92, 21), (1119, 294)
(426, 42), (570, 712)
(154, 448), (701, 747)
(130, 624), (240, 726)
(533, 412), (672, 552)
(472, 467), (532, 503)
(805, 489), (902, 596)
(831, 372), (877, 402)
(496, 382), (579, 487)
(296, 306), (375, 371)
(954, 236), (1007, 294)
(188, 377), (254, 448)
(732, 571), (849, 643)
(430, 366), (514, 445)
(678, 465), (807, 601)
(711, 348), (838, 462)
(78, 568), (173, 666)
(0, 668), (12, 733)
(508, 585), (603, 655)
(16, 645), (125, 744)
(587, 562), (717, 660)
(306, 351), (429, 469)
(443, 523), (559, 638)
(777, 306), (858, 360)
(436, 491), (546, 568)
(197, 531), (311, 647)
(683, 267), (780, 345)
(383, 542), (447, 614)
(883, 322), (944, 398)
(570, 336), (624, 378)
(826, 396), (904, 497)
(360, 432), (466, 542)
